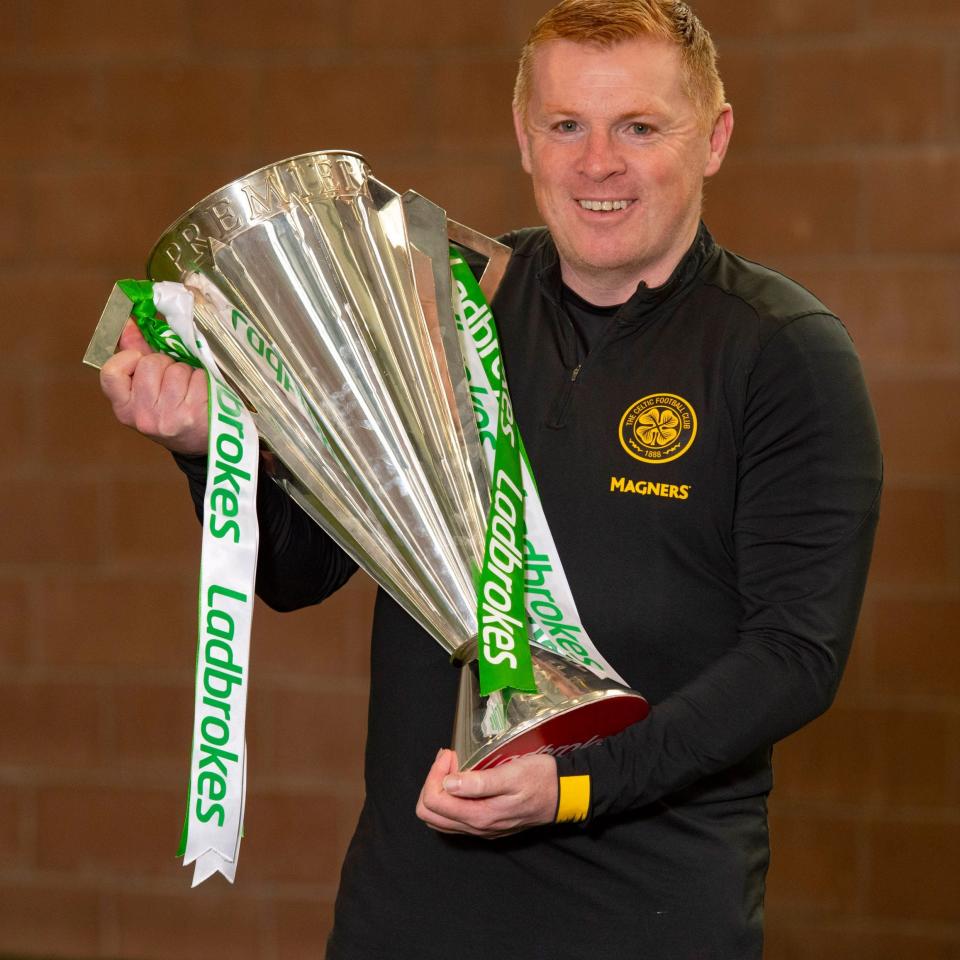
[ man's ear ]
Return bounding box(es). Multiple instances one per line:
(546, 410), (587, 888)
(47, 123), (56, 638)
(704, 104), (734, 178)
(513, 107), (533, 175)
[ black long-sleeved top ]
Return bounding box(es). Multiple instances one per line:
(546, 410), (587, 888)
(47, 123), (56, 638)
(176, 224), (881, 960)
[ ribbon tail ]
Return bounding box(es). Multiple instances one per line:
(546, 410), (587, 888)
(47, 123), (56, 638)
(190, 849), (239, 887)
(183, 739), (247, 886)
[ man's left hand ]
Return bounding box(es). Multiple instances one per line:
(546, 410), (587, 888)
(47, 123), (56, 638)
(416, 748), (558, 838)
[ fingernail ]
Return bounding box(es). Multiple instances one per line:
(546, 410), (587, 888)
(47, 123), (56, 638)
(443, 776), (461, 792)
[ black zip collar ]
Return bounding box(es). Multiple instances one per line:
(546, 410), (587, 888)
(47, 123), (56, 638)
(534, 222), (717, 325)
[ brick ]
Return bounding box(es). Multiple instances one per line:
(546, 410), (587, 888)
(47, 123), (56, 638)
(765, 811), (860, 914)
(771, 44), (947, 146)
(0, 377), (32, 465)
(0, 883), (101, 957)
(689, 0), (858, 37)
(102, 476), (200, 565)
(765, 0), (860, 33)
(873, 709), (957, 808)
(116, 889), (263, 960)
(773, 706), (879, 805)
(346, 0), (515, 48)
(717, 48), (771, 153)
(505, 0), (565, 42)
(707, 158), (859, 258)
(0, 579), (29, 664)
(867, 818), (960, 922)
(241, 788), (347, 883)
(2, 266), (116, 373)
(252, 574), (375, 679)
(866, 152), (960, 255)
(190, 0), (345, 52)
(766, 924), (960, 960)
(27, 168), (180, 269)
(0, 784), (23, 866)
(275, 898), (335, 960)
(100, 63), (259, 164)
(25, 0), (190, 56)
(112, 682), (195, 766)
(869, 376), (960, 478)
(37, 373), (148, 470)
(682, 0), (770, 37)
(27, 165), (243, 271)
(432, 57), (521, 152)
(260, 64), (430, 163)
(0, 170), (26, 262)
(0, 679), (102, 768)
(869, 485), (952, 587)
(872, 596), (960, 697)
(791, 265), (960, 369)
(0, 4), (26, 55)
(36, 783), (183, 875)
(869, 0), (960, 28)
(37, 572), (196, 671)
(0, 66), (99, 163)
(261, 685), (368, 781)
(0, 477), (101, 565)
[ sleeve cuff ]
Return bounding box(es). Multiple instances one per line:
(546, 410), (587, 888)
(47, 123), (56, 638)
(554, 773), (591, 824)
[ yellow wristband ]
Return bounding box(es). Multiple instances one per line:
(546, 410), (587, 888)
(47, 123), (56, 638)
(555, 774), (591, 823)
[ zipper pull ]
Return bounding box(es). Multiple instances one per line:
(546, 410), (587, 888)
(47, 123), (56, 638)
(570, 364), (582, 383)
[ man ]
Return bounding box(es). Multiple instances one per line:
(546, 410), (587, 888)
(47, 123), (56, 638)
(100, 1), (881, 957)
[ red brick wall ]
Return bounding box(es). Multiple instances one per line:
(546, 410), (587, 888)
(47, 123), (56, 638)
(1, 1), (957, 957)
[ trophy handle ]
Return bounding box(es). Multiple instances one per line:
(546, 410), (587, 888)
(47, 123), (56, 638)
(445, 218), (511, 305)
(83, 283), (134, 369)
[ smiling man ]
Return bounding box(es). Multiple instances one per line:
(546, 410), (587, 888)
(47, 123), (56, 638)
(410, 2), (880, 958)
(100, 2), (881, 958)
(514, 32), (731, 301)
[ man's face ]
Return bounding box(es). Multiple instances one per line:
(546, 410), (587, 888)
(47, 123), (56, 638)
(514, 38), (732, 302)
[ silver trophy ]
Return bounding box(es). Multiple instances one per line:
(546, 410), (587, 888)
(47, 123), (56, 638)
(86, 151), (647, 769)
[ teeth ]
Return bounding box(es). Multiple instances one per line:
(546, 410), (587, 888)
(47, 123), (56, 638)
(578, 199), (632, 212)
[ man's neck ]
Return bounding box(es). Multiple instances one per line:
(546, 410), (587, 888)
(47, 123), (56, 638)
(558, 223), (701, 307)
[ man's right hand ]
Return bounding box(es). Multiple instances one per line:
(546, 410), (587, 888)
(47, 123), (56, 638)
(100, 319), (209, 455)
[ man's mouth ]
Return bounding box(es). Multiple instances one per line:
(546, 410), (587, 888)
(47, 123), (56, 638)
(577, 199), (634, 212)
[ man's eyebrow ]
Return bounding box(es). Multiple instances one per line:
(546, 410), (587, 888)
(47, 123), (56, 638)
(535, 105), (664, 123)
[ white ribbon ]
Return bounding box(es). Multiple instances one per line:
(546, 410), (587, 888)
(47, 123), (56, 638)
(451, 260), (627, 686)
(154, 281), (260, 886)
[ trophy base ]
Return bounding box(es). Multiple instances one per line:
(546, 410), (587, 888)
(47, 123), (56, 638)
(452, 644), (650, 771)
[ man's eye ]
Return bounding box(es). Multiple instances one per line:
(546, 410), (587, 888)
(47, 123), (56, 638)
(557, 120), (578, 133)
(631, 123), (650, 135)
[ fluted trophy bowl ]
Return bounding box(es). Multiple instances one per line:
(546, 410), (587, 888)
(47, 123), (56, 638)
(96, 150), (648, 768)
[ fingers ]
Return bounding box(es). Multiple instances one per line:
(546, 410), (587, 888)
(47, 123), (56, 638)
(129, 351), (176, 413)
(100, 348), (143, 410)
(416, 751), (557, 838)
(185, 366), (208, 408)
(416, 748), (457, 818)
(100, 339), (209, 454)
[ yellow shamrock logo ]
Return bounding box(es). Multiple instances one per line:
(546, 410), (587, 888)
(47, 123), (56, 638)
(635, 407), (681, 448)
(618, 393), (698, 464)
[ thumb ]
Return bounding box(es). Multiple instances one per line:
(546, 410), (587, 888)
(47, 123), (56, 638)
(118, 318), (153, 356)
(443, 768), (499, 799)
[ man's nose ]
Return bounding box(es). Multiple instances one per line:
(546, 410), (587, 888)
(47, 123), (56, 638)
(578, 131), (627, 180)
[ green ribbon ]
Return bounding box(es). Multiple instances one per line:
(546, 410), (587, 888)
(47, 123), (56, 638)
(450, 251), (536, 698)
(117, 278), (203, 368)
